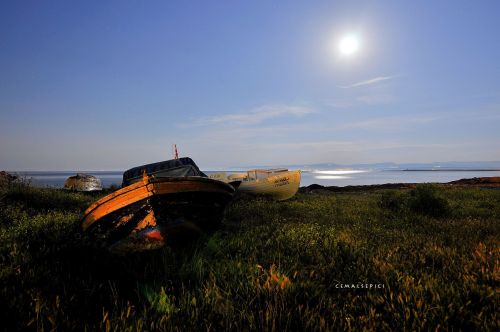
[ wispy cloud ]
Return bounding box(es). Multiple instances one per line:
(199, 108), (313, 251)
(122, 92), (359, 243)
(261, 140), (354, 150)
(356, 93), (394, 105)
(178, 104), (314, 128)
(339, 75), (396, 89)
(337, 115), (443, 130)
(258, 139), (460, 155)
(325, 93), (394, 109)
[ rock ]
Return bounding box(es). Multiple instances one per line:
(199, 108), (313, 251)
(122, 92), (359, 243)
(64, 173), (102, 191)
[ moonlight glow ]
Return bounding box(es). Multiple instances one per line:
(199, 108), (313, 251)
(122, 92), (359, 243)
(339, 35), (360, 56)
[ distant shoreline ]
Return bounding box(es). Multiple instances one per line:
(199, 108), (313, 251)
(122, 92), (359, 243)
(4, 169), (500, 189)
(7, 168), (500, 174)
(299, 176), (500, 192)
(400, 169), (500, 172)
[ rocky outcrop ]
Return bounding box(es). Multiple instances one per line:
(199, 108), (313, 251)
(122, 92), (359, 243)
(64, 173), (102, 191)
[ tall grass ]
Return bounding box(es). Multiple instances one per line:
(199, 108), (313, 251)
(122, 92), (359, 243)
(0, 182), (498, 331)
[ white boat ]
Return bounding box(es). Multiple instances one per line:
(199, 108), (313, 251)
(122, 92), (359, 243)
(209, 169), (301, 200)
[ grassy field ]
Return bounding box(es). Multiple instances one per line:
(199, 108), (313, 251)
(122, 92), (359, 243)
(0, 181), (499, 331)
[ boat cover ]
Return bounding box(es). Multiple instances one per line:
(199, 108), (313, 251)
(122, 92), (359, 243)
(122, 157), (207, 186)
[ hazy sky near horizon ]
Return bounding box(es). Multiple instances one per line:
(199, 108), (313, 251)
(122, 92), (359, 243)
(1, 1), (500, 170)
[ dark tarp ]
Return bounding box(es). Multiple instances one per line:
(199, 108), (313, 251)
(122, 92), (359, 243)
(122, 157), (207, 187)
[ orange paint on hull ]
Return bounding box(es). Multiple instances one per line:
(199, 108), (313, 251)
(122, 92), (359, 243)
(82, 176), (235, 252)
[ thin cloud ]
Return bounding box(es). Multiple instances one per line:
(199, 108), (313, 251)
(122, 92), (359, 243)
(337, 115), (442, 130)
(357, 93), (394, 105)
(264, 140), (457, 153)
(178, 104), (314, 127)
(339, 75), (396, 89)
(325, 93), (394, 108)
(262, 140), (354, 150)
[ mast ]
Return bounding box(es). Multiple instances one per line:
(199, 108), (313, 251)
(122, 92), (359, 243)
(173, 144), (179, 159)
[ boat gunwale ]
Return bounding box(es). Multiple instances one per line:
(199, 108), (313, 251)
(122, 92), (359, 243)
(85, 176), (233, 214)
(82, 177), (235, 231)
(244, 169), (301, 182)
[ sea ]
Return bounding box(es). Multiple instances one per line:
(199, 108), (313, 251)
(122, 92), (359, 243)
(11, 165), (500, 188)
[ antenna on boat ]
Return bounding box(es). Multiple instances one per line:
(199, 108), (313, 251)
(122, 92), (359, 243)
(173, 144), (179, 159)
(142, 169), (149, 184)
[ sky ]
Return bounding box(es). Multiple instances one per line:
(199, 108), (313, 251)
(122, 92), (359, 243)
(1, 0), (499, 170)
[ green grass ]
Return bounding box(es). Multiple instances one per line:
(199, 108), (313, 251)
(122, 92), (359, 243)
(0, 182), (499, 331)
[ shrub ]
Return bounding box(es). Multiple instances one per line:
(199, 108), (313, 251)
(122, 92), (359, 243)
(407, 184), (450, 218)
(378, 191), (407, 212)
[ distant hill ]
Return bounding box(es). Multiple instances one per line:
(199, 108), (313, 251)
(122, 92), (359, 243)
(229, 161), (500, 171)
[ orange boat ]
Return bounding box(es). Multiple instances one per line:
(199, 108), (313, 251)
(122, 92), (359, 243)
(82, 158), (235, 252)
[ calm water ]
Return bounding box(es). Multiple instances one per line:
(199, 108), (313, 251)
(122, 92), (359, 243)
(12, 169), (500, 188)
(15, 171), (123, 188)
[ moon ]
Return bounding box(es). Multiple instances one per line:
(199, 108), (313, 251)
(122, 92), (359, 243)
(338, 35), (360, 56)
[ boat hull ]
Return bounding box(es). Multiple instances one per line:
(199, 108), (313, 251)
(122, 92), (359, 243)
(82, 176), (235, 252)
(238, 170), (301, 201)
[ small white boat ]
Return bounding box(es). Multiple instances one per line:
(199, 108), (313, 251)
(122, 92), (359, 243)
(209, 169), (301, 200)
